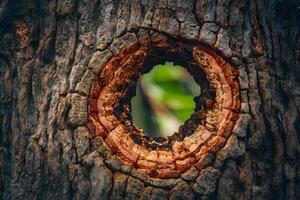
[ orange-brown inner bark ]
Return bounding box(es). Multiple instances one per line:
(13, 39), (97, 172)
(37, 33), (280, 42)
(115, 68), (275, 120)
(87, 38), (240, 179)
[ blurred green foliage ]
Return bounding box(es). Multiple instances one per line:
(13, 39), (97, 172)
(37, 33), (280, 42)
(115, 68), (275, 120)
(131, 62), (200, 137)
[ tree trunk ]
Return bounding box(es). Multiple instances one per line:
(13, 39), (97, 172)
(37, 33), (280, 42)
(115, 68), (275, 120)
(0, 0), (299, 199)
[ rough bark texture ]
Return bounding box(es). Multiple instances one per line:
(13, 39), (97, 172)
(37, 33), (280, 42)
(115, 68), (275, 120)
(0, 0), (300, 200)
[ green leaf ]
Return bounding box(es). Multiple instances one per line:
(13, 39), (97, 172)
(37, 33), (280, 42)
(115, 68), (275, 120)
(131, 61), (200, 137)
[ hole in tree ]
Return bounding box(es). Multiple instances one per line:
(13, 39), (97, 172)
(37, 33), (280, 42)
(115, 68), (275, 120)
(131, 62), (200, 138)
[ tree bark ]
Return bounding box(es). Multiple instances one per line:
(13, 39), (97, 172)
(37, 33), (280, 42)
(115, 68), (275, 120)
(0, 0), (300, 199)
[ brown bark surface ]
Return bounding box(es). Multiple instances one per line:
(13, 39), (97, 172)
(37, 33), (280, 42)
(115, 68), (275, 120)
(0, 0), (300, 199)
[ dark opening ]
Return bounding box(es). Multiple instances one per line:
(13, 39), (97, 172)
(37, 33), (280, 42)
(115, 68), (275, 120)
(131, 62), (200, 137)
(111, 42), (216, 149)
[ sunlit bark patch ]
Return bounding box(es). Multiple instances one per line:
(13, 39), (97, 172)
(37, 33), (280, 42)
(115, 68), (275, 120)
(87, 35), (240, 178)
